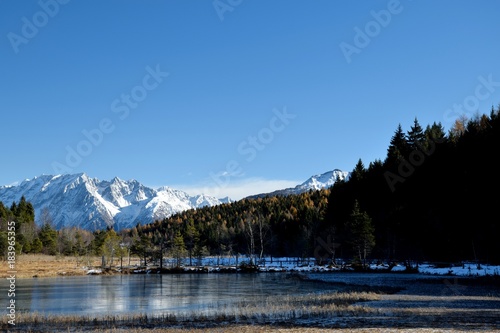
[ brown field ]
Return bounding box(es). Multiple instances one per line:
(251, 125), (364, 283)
(0, 254), (104, 278)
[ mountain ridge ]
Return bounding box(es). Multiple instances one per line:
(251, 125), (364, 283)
(246, 169), (350, 199)
(0, 173), (227, 231)
(0, 169), (349, 231)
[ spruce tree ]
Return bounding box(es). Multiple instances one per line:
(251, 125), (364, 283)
(350, 158), (366, 183)
(0, 232), (7, 258)
(0, 202), (7, 222)
(425, 122), (446, 142)
(345, 200), (375, 269)
(31, 237), (43, 253)
(39, 223), (58, 255)
(385, 124), (409, 168)
(407, 117), (425, 150)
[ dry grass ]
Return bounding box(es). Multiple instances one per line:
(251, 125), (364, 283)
(4, 324), (500, 333)
(5, 290), (500, 332)
(0, 254), (102, 278)
(1, 291), (381, 332)
(5, 328), (500, 333)
(71, 328), (500, 333)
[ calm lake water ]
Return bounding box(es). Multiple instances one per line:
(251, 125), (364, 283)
(4, 273), (342, 316)
(3, 272), (455, 317)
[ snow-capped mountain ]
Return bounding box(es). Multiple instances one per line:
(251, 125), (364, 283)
(247, 169), (350, 199)
(0, 173), (228, 231)
(295, 169), (350, 192)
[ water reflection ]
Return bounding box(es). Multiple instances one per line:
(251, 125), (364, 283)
(6, 273), (322, 316)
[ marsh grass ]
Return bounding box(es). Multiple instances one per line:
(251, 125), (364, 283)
(1, 291), (380, 332)
(5, 326), (498, 333)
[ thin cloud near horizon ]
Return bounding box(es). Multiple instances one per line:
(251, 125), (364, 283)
(170, 178), (301, 201)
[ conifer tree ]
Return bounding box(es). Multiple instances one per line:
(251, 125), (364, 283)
(385, 124), (409, 168)
(172, 230), (186, 267)
(345, 200), (375, 269)
(31, 237), (43, 253)
(10, 202), (17, 217)
(425, 122), (446, 142)
(153, 229), (168, 269)
(0, 202), (7, 222)
(350, 158), (366, 183)
(0, 232), (7, 258)
(406, 117), (425, 150)
(131, 234), (152, 266)
(39, 223), (58, 255)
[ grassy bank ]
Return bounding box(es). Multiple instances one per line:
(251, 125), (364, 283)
(0, 254), (103, 278)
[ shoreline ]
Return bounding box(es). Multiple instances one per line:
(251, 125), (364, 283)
(2, 258), (499, 332)
(2, 254), (500, 280)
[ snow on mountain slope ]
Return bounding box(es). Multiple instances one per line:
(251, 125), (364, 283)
(0, 173), (227, 231)
(246, 169), (350, 199)
(295, 169), (350, 192)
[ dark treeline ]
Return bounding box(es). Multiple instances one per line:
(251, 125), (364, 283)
(324, 106), (500, 265)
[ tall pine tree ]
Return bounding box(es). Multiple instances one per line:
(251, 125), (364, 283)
(385, 124), (409, 169)
(406, 117), (425, 150)
(345, 200), (375, 269)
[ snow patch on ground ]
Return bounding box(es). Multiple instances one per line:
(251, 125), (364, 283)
(88, 256), (500, 277)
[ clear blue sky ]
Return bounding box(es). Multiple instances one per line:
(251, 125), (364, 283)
(1, 0), (499, 200)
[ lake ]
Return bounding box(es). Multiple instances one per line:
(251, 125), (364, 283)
(4, 273), (344, 316)
(4, 271), (458, 318)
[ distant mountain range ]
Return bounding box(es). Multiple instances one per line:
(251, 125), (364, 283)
(246, 169), (350, 199)
(0, 170), (349, 231)
(0, 173), (230, 231)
